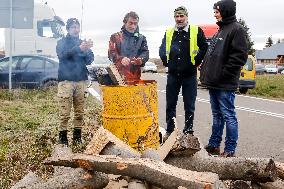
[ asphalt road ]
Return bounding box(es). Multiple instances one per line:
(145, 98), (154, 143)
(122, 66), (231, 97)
(90, 72), (284, 161)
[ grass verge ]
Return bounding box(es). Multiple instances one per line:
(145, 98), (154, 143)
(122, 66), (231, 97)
(248, 75), (284, 100)
(0, 87), (102, 189)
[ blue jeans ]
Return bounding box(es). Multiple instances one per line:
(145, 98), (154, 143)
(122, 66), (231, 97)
(208, 89), (238, 153)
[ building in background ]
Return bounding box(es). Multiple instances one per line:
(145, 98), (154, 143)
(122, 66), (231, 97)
(255, 42), (284, 65)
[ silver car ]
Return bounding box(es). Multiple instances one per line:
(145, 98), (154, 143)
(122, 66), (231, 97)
(142, 62), (157, 73)
(264, 64), (278, 74)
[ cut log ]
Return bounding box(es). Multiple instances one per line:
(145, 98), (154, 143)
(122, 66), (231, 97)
(165, 150), (278, 182)
(275, 162), (284, 180)
(103, 175), (129, 189)
(170, 133), (201, 157)
(44, 153), (223, 189)
(259, 179), (284, 189)
(156, 127), (177, 160)
(86, 127), (144, 188)
(51, 144), (75, 176)
(11, 172), (42, 189)
(51, 144), (109, 188)
(106, 64), (126, 85)
(85, 127), (140, 158)
(128, 178), (147, 189)
(28, 168), (109, 189)
(229, 180), (251, 189)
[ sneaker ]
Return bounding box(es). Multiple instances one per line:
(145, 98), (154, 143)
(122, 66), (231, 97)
(220, 151), (235, 157)
(204, 145), (220, 156)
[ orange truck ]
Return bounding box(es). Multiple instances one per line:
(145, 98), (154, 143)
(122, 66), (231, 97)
(198, 24), (256, 94)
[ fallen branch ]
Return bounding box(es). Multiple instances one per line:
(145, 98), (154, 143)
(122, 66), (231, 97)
(259, 179), (284, 189)
(44, 153), (223, 189)
(165, 150), (278, 182)
(28, 169), (108, 189)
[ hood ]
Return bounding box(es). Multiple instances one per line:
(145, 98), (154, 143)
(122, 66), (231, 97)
(214, 0), (237, 26)
(214, 0), (236, 19)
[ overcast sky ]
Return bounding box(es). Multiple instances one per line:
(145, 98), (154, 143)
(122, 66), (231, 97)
(1, 0), (284, 57)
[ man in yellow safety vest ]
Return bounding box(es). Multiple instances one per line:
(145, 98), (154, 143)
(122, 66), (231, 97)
(159, 6), (208, 139)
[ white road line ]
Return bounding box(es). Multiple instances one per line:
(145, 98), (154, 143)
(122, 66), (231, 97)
(86, 87), (101, 101)
(237, 94), (284, 104)
(157, 89), (284, 119)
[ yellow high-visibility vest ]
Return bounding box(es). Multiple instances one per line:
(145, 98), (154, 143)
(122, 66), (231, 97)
(166, 25), (199, 65)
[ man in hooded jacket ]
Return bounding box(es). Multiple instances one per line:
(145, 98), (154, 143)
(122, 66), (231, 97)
(200, 0), (248, 157)
(108, 11), (149, 84)
(56, 18), (94, 146)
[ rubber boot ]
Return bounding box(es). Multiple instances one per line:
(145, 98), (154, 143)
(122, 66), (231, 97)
(72, 128), (82, 145)
(183, 113), (194, 135)
(58, 130), (68, 146)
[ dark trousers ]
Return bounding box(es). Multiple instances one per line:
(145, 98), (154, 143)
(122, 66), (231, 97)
(166, 74), (197, 133)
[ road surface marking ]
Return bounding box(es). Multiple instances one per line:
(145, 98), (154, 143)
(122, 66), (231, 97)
(157, 89), (284, 119)
(237, 94), (284, 104)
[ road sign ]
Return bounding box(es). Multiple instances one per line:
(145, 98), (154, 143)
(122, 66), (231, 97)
(0, 0), (34, 29)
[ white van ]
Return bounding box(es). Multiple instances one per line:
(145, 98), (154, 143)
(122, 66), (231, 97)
(5, 2), (65, 57)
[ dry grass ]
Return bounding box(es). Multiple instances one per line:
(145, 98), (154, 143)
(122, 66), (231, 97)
(0, 87), (102, 189)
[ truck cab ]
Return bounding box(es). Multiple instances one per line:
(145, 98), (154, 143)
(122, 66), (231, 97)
(5, 2), (65, 58)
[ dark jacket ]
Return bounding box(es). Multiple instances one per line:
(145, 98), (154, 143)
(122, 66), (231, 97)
(108, 26), (149, 82)
(200, 0), (248, 91)
(56, 34), (94, 82)
(159, 26), (208, 77)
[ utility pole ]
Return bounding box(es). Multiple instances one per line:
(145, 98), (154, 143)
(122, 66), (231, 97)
(80, 0), (84, 38)
(8, 0), (13, 91)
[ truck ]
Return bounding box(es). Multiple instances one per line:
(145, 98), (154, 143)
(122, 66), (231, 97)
(198, 24), (256, 94)
(4, 2), (65, 58)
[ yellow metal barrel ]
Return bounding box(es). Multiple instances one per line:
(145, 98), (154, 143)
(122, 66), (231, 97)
(101, 80), (159, 152)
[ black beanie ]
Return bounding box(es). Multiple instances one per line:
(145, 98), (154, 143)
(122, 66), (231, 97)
(213, 0), (236, 19)
(66, 18), (80, 30)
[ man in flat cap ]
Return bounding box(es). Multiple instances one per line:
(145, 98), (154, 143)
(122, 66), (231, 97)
(56, 18), (94, 146)
(200, 0), (248, 157)
(159, 6), (208, 139)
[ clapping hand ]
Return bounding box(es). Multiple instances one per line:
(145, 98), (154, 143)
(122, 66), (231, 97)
(80, 39), (93, 52)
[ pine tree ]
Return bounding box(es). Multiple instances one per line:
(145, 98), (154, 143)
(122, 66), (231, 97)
(237, 18), (255, 55)
(265, 36), (273, 47)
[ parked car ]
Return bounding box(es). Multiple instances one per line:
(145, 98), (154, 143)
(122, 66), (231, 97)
(86, 56), (112, 83)
(239, 55), (256, 94)
(0, 55), (58, 89)
(255, 64), (265, 75)
(277, 65), (284, 73)
(142, 62), (157, 73)
(281, 70), (284, 75)
(264, 64), (278, 74)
